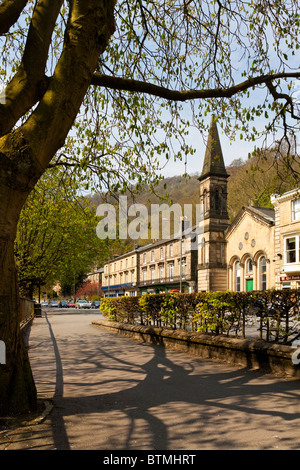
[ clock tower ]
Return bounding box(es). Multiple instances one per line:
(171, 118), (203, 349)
(198, 116), (229, 292)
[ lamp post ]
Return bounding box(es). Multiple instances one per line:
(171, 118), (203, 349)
(162, 215), (186, 293)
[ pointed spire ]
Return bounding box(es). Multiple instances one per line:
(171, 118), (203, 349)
(199, 115), (228, 181)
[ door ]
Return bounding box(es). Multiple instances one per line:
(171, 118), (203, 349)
(246, 279), (253, 292)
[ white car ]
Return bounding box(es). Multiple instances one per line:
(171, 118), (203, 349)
(75, 300), (90, 309)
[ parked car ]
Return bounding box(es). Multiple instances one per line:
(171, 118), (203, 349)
(90, 300), (100, 308)
(41, 301), (48, 307)
(48, 301), (58, 307)
(59, 301), (69, 308)
(68, 301), (75, 308)
(75, 299), (90, 309)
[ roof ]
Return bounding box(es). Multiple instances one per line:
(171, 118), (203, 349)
(250, 206), (275, 222)
(198, 115), (229, 181)
(226, 205), (275, 238)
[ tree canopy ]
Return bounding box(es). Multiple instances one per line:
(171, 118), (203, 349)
(15, 168), (106, 299)
(0, 0), (299, 194)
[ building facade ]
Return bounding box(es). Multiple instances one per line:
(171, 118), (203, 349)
(226, 206), (275, 292)
(272, 189), (300, 290)
(101, 230), (198, 297)
(137, 230), (198, 295)
(102, 248), (140, 297)
(197, 115), (230, 292)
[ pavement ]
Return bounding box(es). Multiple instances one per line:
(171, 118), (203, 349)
(1, 310), (300, 452)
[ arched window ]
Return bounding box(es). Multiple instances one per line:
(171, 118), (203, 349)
(235, 261), (241, 292)
(215, 189), (220, 211)
(259, 256), (267, 290)
(203, 190), (208, 213)
(246, 258), (253, 274)
(200, 237), (205, 265)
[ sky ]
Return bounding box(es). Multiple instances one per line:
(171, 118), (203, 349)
(158, 125), (257, 178)
(158, 78), (300, 179)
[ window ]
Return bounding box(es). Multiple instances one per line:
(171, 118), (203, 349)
(284, 234), (300, 273)
(170, 244), (173, 257)
(169, 264), (174, 281)
(181, 240), (185, 254)
(286, 237), (296, 263)
(235, 261), (241, 292)
(246, 258), (253, 273)
(292, 199), (300, 221)
(181, 262), (186, 280)
(159, 266), (164, 282)
(160, 247), (164, 259)
(143, 253), (147, 264)
(151, 268), (155, 283)
(259, 256), (267, 290)
(200, 237), (205, 265)
(143, 270), (147, 283)
(151, 250), (154, 262)
(215, 188), (220, 211)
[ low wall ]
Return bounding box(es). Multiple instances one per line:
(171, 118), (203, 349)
(92, 319), (300, 379)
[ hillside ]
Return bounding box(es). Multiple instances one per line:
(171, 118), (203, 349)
(90, 151), (299, 258)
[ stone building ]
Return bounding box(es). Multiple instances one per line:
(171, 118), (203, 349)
(137, 229), (198, 295)
(102, 248), (140, 297)
(226, 206), (275, 291)
(101, 228), (198, 297)
(271, 189), (300, 290)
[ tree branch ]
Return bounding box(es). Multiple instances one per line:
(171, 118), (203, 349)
(91, 71), (300, 105)
(18, 0), (116, 170)
(0, 0), (63, 137)
(0, 0), (28, 35)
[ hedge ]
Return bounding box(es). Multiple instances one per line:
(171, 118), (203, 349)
(100, 290), (300, 344)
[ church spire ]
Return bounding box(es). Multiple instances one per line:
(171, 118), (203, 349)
(199, 115), (228, 181)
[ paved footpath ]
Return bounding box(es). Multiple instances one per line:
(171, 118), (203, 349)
(1, 311), (300, 451)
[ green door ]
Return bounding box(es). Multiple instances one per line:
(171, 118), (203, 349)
(246, 279), (253, 292)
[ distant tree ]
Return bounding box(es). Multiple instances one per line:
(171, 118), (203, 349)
(15, 168), (106, 300)
(227, 149), (299, 220)
(75, 282), (101, 300)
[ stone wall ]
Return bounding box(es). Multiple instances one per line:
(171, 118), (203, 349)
(92, 319), (300, 379)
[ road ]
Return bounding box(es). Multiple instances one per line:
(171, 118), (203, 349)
(1, 309), (300, 451)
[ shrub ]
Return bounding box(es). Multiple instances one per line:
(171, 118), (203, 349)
(99, 290), (300, 343)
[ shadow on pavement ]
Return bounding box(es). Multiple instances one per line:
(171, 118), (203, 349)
(40, 313), (300, 451)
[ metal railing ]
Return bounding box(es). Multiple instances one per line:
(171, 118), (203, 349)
(137, 274), (192, 287)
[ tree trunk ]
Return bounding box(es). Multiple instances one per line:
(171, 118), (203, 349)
(0, 0), (117, 415)
(0, 231), (37, 415)
(0, 156), (39, 414)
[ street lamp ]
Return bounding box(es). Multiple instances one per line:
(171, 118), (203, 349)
(162, 215), (186, 293)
